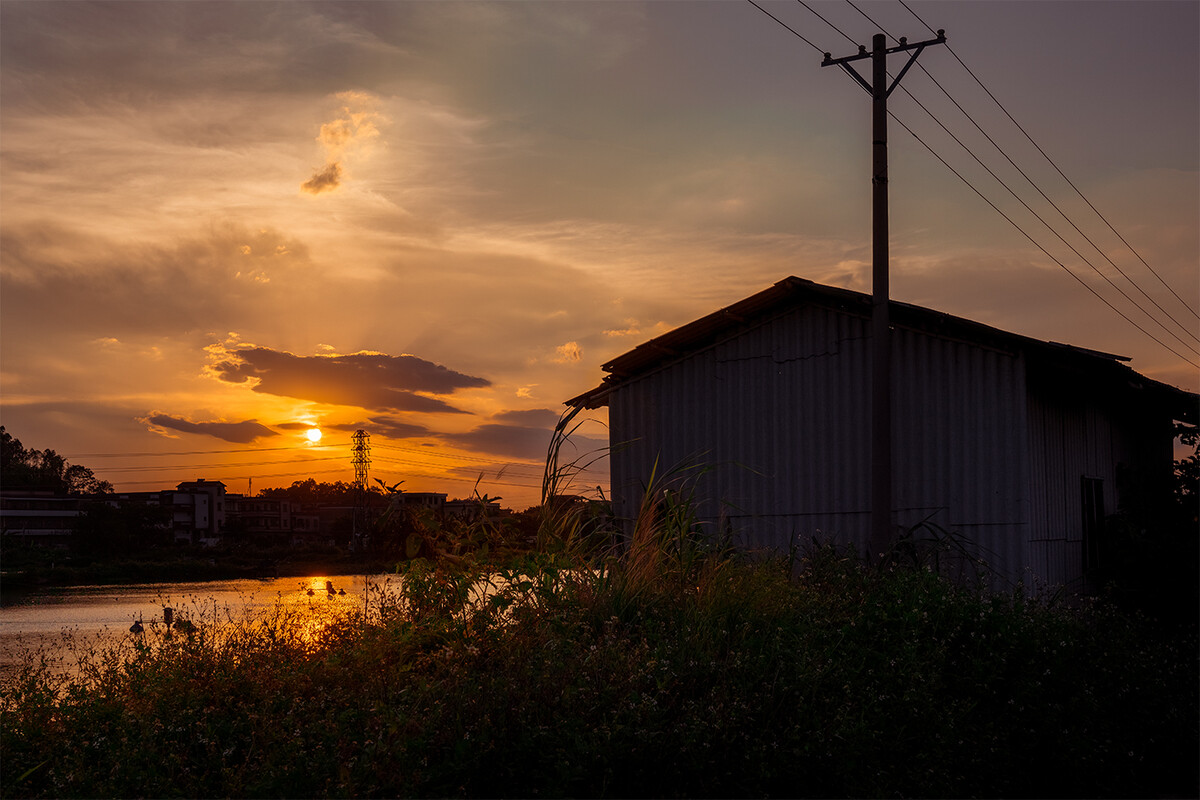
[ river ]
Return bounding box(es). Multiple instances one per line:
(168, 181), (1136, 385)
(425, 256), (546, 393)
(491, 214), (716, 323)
(0, 574), (400, 680)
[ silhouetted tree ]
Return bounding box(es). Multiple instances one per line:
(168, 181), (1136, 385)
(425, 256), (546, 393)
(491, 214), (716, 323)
(258, 478), (369, 506)
(1, 426), (112, 495)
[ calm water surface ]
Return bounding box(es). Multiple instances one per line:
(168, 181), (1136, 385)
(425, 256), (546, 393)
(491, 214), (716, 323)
(0, 574), (399, 679)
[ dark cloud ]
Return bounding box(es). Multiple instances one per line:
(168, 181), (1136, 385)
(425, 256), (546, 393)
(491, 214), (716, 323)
(325, 417), (431, 440)
(211, 346), (488, 413)
(439, 407), (604, 462)
(491, 408), (562, 428)
(441, 422), (552, 462)
(301, 162), (342, 195)
(144, 414), (278, 444)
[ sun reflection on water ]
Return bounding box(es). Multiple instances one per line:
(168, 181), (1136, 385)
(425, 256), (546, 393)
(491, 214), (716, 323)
(0, 574), (402, 682)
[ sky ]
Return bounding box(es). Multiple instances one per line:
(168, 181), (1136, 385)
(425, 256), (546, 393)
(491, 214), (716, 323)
(1, 0), (1197, 509)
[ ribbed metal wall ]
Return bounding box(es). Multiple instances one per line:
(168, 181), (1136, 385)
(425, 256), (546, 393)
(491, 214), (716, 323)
(891, 327), (1031, 587)
(1023, 381), (1172, 589)
(608, 304), (1039, 587)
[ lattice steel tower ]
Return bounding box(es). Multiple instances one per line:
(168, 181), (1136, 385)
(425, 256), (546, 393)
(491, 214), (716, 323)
(351, 429), (371, 492)
(351, 429), (371, 548)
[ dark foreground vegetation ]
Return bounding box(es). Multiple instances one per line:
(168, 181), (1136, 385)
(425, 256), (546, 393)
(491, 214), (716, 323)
(3, 532), (1196, 799)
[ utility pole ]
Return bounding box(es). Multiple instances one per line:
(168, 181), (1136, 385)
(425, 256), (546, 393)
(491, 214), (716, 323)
(823, 30), (945, 559)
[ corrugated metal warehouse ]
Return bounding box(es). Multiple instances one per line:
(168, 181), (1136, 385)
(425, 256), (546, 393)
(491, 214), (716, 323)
(568, 277), (1197, 591)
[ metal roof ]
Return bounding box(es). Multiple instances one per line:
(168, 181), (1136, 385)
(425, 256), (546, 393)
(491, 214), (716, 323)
(567, 276), (1197, 422)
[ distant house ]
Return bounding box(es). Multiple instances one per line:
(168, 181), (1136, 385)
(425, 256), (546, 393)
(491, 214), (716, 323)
(168, 479), (227, 546)
(568, 277), (1197, 590)
(226, 494), (293, 538)
(0, 490), (84, 548)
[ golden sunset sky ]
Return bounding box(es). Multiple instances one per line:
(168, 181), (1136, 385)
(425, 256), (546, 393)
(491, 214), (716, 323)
(2, 1), (1196, 509)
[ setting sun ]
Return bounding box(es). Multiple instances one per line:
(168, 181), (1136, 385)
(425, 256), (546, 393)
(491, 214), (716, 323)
(305, 428), (323, 443)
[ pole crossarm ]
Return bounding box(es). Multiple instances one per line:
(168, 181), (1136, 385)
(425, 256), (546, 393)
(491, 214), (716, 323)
(822, 31), (946, 97)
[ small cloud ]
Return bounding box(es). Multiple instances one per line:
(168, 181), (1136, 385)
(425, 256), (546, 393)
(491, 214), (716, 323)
(301, 91), (384, 195)
(239, 245), (252, 255)
(603, 319), (642, 337)
(301, 162), (342, 195)
(553, 341), (582, 363)
(516, 384), (538, 399)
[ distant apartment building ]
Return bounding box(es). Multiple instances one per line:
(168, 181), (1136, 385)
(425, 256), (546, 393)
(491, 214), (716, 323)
(166, 479), (227, 546)
(226, 494), (291, 535)
(0, 490), (84, 548)
(3, 476), (513, 553)
(398, 492), (448, 513)
(444, 498), (502, 522)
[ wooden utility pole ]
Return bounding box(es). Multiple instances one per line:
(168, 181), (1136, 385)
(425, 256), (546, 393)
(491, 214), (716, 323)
(823, 30), (945, 558)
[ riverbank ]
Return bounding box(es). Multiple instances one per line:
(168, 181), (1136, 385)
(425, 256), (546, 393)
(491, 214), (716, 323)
(3, 547), (1197, 799)
(0, 544), (392, 598)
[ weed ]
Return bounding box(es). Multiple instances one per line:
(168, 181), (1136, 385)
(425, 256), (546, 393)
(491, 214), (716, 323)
(2, 491), (1196, 798)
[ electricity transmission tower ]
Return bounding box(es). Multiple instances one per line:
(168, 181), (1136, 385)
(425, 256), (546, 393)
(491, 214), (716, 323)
(351, 429), (371, 548)
(823, 30), (946, 558)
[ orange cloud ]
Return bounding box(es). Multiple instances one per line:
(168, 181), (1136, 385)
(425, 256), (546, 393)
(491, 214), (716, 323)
(553, 341), (582, 363)
(300, 91), (382, 195)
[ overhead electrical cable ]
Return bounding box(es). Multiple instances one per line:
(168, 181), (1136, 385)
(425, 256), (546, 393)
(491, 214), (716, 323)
(93, 455), (349, 473)
(842, 0), (1197, 347)
(900, 66), (1199, 345)
(889, 109), (1199, 368)
(899, 0), (1200, 323)
(745, 0), (826, 53)
(371, 454), (548, 482)
(112, 466), (352, 487)
(373, 455), (605, 485)
(797, 0), (857, 46)
(843, 0), (894, 38)
(66, 443), (347, 458)
(893, 84), (1200, 357)
(751, 0), (1199, 363)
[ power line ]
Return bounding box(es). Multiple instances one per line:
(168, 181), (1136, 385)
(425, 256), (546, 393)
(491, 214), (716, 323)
(111, 465), (352, 488)
(65, 443), (348, 458)
(93, 455), (348, 473)
(834, 0), (1198, 349)
(797, 0), (856, 47)
(899, 0), (1200, 324)
(890, 107), (1200, 369)
(372, 454), (605, 484)
(893, 83), (1200, 357)
(843, 0), (893, 39)
(750, 0), (1200, 363)
(898, 65), (1199, 347)
(745, 0), (826, 55)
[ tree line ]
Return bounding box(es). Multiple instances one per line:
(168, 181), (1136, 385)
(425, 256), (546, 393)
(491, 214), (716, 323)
(1, 426), (112, 495)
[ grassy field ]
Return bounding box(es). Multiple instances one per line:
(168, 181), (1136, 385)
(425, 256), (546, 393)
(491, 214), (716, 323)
(2, 509), (1197, 799)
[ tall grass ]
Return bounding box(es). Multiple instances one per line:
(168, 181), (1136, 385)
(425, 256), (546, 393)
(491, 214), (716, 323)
(3, 484), (1197, 798)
